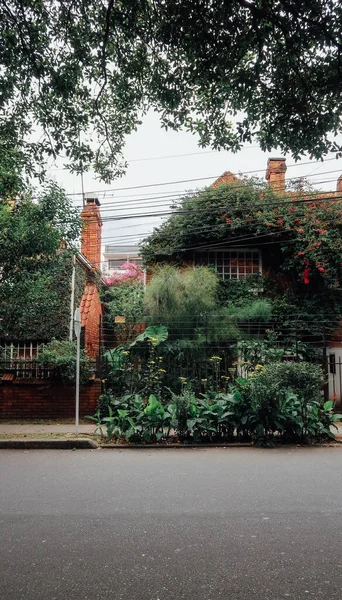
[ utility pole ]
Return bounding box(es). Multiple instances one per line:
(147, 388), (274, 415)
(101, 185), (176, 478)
(74, 307), (81, 435)
(69, 254), (76, 341)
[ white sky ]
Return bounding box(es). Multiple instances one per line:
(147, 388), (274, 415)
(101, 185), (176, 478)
(44, 110), (342, 258)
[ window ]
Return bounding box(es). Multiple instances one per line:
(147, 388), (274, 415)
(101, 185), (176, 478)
(108, 259), (126, 269)
(108, 258), (143, 270)
(194, 249), (261, 280)
(1, 341), (40, 359)
(329, 354), (336, 375)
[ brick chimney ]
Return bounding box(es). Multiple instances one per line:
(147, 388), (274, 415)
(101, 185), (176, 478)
(266, 157), (287, 192)
(81, 197), (102, 269)
(337, 175), (342, 192)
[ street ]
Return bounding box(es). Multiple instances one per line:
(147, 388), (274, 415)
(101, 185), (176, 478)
(1, 448), (342, 600)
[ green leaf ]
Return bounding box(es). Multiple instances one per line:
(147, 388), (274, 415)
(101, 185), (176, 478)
(130, 325), (168, 347)
(117, 409), (129, 419)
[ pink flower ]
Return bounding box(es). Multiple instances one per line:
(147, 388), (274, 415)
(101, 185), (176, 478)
(104, 262), (144, 286)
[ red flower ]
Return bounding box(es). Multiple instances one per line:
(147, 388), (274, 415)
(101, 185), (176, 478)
(297, 228), (304, 234)
(302, 267), (310, 284)
(226, 218), (231, 225)
(289, 207), (295, 213)
(297, 251), (305, 256)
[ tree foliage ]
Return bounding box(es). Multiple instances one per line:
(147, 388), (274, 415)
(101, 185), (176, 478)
(144, 265), (271, 342)
(38, 339), (94, 385)
(102, 281), (145, 343)
(141, 178), (342, 284)
(0, 183), (81, 340)
(1, 1), (342, 180)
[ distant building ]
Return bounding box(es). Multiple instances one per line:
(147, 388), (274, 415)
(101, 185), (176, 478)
(102, 245), (143, 273)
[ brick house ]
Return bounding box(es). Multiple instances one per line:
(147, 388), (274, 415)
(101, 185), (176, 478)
(194, 158), (312, 280)
(147, 157), (342, 404)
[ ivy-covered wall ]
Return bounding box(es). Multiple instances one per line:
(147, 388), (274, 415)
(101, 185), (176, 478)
(0, 250), (87, 341)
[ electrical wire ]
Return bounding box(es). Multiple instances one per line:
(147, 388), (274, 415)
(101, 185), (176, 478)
(67, 157), (340, 197)
(73, 169), (342, 208)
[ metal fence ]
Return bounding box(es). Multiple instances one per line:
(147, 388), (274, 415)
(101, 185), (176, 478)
(326, 354), (342, 406)
(0, 360), (54, 380)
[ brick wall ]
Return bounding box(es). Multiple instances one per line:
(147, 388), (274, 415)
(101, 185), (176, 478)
(81, 198), (102, 270)
(81, 284), (103, 358)
(265, 158), (287, 192)
(0, 379), (101, 419)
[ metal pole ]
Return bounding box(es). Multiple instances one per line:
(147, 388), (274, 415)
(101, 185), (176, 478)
(74, 307), (82, 436)
(75, 331), (80, 435)
(69, 254), (76, 341)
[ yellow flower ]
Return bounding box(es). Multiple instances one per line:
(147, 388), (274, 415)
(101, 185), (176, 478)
(221, 375), (230, 380)
(201, 378), (207, 382)
(209, 355), (222, 362)
(254, 364), (264, 371)
(159, 369), (166, 373)
(122, 351), (129, 355)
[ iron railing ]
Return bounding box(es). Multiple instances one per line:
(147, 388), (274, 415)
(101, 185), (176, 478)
(0, 360), (54, 380)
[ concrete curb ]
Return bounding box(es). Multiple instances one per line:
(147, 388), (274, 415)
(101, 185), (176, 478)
(0, 438), (98, 450)
(99, 440), (342, 449)
(100, 443), (252, 449)
(0, 438), (341, 450)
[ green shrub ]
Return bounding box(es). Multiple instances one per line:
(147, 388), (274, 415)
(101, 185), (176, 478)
(90, 362), (341, 444)
(238, 362), (339, 442)
(38, 339), (94, 385)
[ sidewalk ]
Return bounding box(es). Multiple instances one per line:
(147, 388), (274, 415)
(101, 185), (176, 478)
(0, 421), (341, 435)
(0, 420), (96, 436)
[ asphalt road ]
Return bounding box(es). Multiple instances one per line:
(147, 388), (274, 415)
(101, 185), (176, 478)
(1, 447), (342, 600)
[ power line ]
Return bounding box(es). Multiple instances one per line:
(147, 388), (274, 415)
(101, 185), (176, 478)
(81, 190), (342, 226)
(75, 170), (342, 208)
(44, 148), (258, 173)
(68, 157), (339, 197)
(86, 198), (342, 250)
